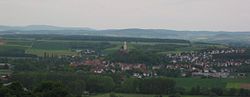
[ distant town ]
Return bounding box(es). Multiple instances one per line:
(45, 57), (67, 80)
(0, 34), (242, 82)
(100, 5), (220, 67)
(1, 34), (250, 97)
(69, 42), (249, 79)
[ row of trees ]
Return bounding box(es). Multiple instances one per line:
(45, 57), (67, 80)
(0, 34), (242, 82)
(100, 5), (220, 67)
(9, 74), (250, 97)
(0, 47), (36, 57)
(0, 81), (70, 97)
(12, 72), (177, 96)
(107, 50), (168, 65)
(120, 77), (176, 94)
(13, 72), (104, 96)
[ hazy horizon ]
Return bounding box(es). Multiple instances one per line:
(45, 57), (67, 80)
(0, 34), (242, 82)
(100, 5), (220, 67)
(1, 0), (250, 31)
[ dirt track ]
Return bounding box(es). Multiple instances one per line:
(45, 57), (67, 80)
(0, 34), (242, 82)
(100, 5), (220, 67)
(240, 83), (250, 89)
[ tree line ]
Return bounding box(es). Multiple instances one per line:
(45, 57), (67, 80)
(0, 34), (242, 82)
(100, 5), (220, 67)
(11, 72), (176, 96)
(10, 72), (250, 97)
(0, 81), (70, 97)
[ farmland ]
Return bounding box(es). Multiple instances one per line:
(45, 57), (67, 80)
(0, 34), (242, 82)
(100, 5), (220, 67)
(174, 77), (250, 90)
(0, 34), (227, 57)
(226, 83), (250, 89)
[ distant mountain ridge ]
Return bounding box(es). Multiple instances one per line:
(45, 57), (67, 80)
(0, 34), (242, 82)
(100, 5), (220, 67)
(0, 25), (93, 31)
(1, 25), (250, 46)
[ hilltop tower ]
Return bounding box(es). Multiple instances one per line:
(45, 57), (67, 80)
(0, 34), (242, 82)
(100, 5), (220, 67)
(120, 41), (128, 53)
(123, 41), (127, 51)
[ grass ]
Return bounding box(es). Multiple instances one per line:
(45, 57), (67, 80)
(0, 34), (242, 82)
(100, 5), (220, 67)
(2, 37), (208, 57)
(6, 41), (33, 46)
(26, 49), (77, 57)
(173, 77), (250, 90)
(226, 83), (240, 89)
(0, 44), (29, 50)
(31, 41), (71, 50)
(0, 37), (228, 57)
(89, 93), (216, 97)
(2, 39), (77, 56)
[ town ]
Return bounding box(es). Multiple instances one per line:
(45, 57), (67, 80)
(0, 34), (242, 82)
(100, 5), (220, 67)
(69, 42), (249, 79)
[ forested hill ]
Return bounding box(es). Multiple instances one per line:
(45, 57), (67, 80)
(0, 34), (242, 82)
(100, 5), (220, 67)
(1, 25), (250, 46)
(0, 34), (190, 43)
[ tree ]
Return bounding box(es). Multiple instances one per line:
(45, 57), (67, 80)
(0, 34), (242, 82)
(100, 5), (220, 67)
(209, 92), (217, 97)
(86, 75), (115, 93)
(239, 88), (250, 97)
(210, 87), (223, 96)
(139, 77), (176, 94)
(68, 80), (86, 96)
(190, 86), (201, 95)
(0, 82), (33, 97)
(174, 87), (186, 95)
(169, 93), (181, 97)
(34, 81), (69, 97)
(0, 86), (12, 97)
(110, 92), (118, 97)
(228, 88), (238, 96)
(121, 78), (139, 93)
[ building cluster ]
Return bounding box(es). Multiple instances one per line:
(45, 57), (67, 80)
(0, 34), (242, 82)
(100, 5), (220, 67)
(72, 49), (96, 56)
(162, 48), (248, 78)
(0, 63), (12, 81)
(70, 48), (249, 78)
(70, 59), (147, 73)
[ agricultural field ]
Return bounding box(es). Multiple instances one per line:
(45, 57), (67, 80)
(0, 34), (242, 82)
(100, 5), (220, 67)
(0, 35), (229, 56)
(174, 77), (250, 90)
(226, 83), (250, 89)
(0, 35), (227, 57)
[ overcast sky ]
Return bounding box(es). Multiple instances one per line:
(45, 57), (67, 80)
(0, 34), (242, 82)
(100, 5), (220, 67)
(0, 0), (250, 31)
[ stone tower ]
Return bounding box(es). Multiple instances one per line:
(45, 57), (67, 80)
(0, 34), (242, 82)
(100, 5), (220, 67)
(123, 41), (127, 50)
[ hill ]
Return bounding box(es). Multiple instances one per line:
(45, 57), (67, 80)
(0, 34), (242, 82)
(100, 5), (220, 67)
(0, 25), (92, 31)
(1, 25), (250, 46)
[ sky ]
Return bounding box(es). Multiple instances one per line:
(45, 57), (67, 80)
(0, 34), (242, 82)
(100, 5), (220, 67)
(0, 0), (250, 31)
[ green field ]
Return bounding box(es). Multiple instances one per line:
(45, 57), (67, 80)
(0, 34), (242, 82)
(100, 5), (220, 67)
(1, 39), (78, 56)
(173, 77), (250, 89)
(0, 38), (179, 56)
(26, 49), (77, 56)
(226, 83), (241, 89)
(0, 35), (229, 57)
(89, 93), (226, 97)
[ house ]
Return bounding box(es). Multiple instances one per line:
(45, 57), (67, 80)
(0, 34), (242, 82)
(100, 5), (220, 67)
(0, 63), (11, 69)
(152, 66), (161, 70)
(0, 63), (12, 81)
(237, 73), (247, 78)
